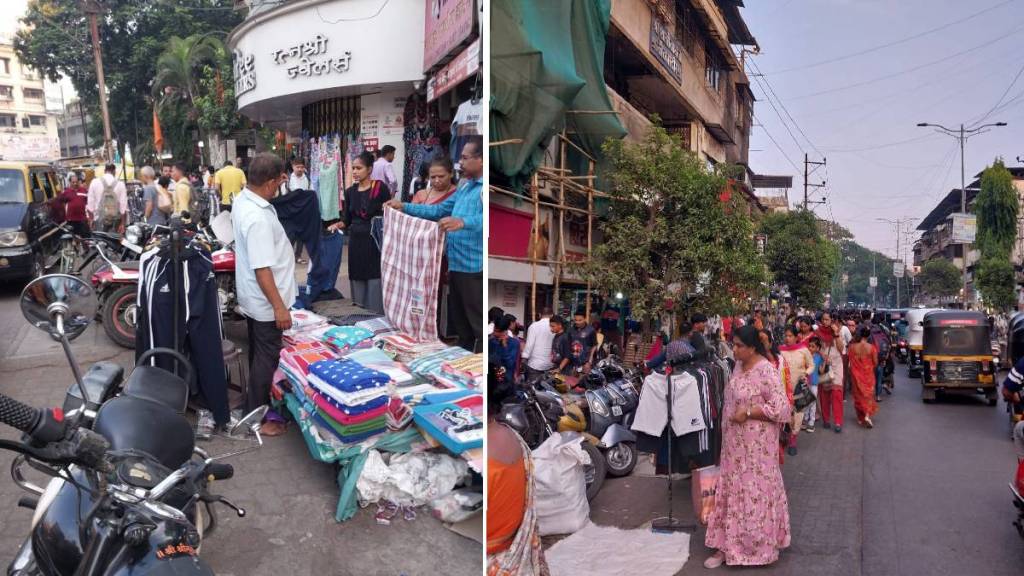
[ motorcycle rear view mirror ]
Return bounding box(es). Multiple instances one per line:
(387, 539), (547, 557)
(20, 274), (96, 341)
(229, 405), (269, 445)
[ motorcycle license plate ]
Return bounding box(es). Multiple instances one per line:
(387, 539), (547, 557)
(612, 405), (622, 417)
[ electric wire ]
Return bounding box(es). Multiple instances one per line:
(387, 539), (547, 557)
(763, 0), (1017, 75)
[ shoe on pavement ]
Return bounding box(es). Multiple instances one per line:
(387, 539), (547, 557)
(800, 423), (809, 431)
(786, 446), (797, 456)
(875, 395), (882, 402)
(195, 409), (215, 441)
(704, 552), (725, 569)
(823, 422), (832, 430)
(806, 425), (815, 433)
(864, 416), (874, 428)
(834, 425), (842, 434)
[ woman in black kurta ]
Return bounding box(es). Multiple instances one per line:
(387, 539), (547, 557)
(329, 151), (390, 314)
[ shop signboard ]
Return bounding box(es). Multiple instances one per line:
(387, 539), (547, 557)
(649, 17), (681, 83)
(233, 49), (257, 97)
(893, 262), (904, 278)
(427, 38), (480, 102)
(950, 212), (976, 244)
(0, 133), (59, 162)
(424, 0), (476, 72)
(869, 276), (877, 288)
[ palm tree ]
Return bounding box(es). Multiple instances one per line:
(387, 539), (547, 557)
(152, 34), (223, 106)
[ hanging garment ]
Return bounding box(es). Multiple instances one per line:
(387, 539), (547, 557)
(318, 161), (340, 221)
(450, 99), (483, 170)
(380, 207), (447, 342)
(136, 245), (229, 425)
(632, 371), (708, 437)
(343, 180), (390, 281)
(270, 189), (322, 264)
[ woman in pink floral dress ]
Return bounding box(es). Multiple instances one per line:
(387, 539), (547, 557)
(704, 324), (792, 569)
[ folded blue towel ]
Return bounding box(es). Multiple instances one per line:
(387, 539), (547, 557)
(309, 358), (390, 393)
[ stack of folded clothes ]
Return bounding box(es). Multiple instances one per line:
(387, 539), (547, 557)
(320, 326), (375, 354)
(354, 316), (397, 337)
(306, 359), (390, 444)
(279, 341), (338, 387)
(407, 346), (474, 388)
(378, 333), (448, 363)
(283, 310), (331, 346)
(440, 353), (484, 389)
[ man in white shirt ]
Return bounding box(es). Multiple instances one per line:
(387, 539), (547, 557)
(370, 145), (398, 193)
(85, 164), (128, 233)
(232, 153), (295, 435)
(521, 307), (556, 382)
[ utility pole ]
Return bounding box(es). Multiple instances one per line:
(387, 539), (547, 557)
(917, 120), (1007, 309)
(803, 153), (827, 210)
(83, 0), (113, 162)
(876, 217), (918, 308)
(59, 85), (69, 158)
(872, 254), (877, 308)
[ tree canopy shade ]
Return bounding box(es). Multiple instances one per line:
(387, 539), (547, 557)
(974, 159), (1019, 310)
(760, 209), (838, 308)
(15, 0), (242, 163)
(581, 123), (766, 323)
(919, 259), (961, 299)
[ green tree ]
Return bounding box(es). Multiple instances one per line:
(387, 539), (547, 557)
(974, 158), (1019, 309)
(760, 210), (837, 308)
(582, 123), (766, 324)
(15, 0), (242, 163)
(920, 259), (961, 299)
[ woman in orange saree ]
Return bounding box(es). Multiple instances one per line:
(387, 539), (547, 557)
(848, 327), (879, 427)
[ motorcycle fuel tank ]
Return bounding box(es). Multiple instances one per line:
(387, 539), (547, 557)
(211, 249), (234, 273)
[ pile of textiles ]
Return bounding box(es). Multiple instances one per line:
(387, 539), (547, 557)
(321, 326), (375, 353)
(440, 353), (484, 389)
(283, 310), (331, 345)
(306, 359), (390, 444)
(407, 346), (474, 390)
(279, 341), (338, 386)
(355, 316), (398, 337)
(378, 333), (449, 363)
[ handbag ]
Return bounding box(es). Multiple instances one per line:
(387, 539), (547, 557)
(793, 376), (816, 412)
(817, 348), (834, 387)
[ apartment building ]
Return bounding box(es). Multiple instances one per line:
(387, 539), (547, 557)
(56, 98), (93, 158)
(0, 35), (60, 161)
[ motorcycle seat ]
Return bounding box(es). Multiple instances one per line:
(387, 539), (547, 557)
(113, 261), (140, 271)
(124, 365), (189, 414)
(91, 230), (121, 242)
(93, 395), (195, 470)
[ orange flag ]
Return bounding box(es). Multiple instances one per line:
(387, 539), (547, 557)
(153, 108), (164, 153)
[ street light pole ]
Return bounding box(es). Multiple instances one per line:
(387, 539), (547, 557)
(917, 120), (1008, 309)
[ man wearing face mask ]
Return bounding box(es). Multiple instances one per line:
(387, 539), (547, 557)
(232, 153), (294, 436)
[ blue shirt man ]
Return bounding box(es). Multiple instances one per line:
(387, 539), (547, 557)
(387, 137), (484, 351)
(489, 315), (521, 382)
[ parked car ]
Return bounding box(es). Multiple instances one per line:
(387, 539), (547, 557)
(0, 161), (65, 281)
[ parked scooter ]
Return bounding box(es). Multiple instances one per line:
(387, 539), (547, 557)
(497, 380), (607, 500)
(8, 274), (265, 575)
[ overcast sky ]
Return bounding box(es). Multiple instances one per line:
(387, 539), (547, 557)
(743, 0), (1023, 263)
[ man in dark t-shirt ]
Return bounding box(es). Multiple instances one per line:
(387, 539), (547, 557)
(570, 309), (597, 372)
(549, 315), (574, 375)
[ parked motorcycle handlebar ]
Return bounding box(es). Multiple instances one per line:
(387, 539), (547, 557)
(0, 394), (64, 444)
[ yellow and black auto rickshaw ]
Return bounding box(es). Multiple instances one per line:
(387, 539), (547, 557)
(920, 310), (997, 405)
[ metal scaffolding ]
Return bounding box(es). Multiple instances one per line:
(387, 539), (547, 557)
(489, 131), (610, 321)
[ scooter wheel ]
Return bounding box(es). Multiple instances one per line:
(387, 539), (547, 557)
(604, 441), (638, 477)
(102, 284), (137, 349)
(582, 441), (607, 501)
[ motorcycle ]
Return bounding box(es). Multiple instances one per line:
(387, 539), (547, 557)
(1012, 421), (1024, 540)
(497, 380), (607, 500)
(895, 331), (909, 364)
(580, 357), (641, 477)
(92, 217), (238, 349)
(8, 273), (266, 575)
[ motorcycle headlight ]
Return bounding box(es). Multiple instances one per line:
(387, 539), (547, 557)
(587, 391), (610, 417)
(125, 225), (141, 246)
(0, 229), (28, 247)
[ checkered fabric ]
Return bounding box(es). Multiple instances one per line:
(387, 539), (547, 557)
(380, 207), (446, 342)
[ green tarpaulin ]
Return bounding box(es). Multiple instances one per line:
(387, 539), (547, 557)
(490, 0), (627, 190)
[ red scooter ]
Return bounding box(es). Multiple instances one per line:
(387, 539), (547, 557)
(1013, 421), (1024, 541)
(92, 221), (237, 349)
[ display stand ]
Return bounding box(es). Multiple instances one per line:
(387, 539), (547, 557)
(651, 364), (696, 534)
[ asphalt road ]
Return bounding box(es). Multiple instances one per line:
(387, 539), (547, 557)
(585, 362), (1024, 576)
(0, 277), (481, 576)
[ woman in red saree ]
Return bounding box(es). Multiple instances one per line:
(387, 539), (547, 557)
(848, 327), (879, 427)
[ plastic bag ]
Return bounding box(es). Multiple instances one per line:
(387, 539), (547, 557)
(431, 488), (483, 523)
(532, 431), (590, 535)
(696, 465), (720, 526)
(356, 450), (469, 508)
